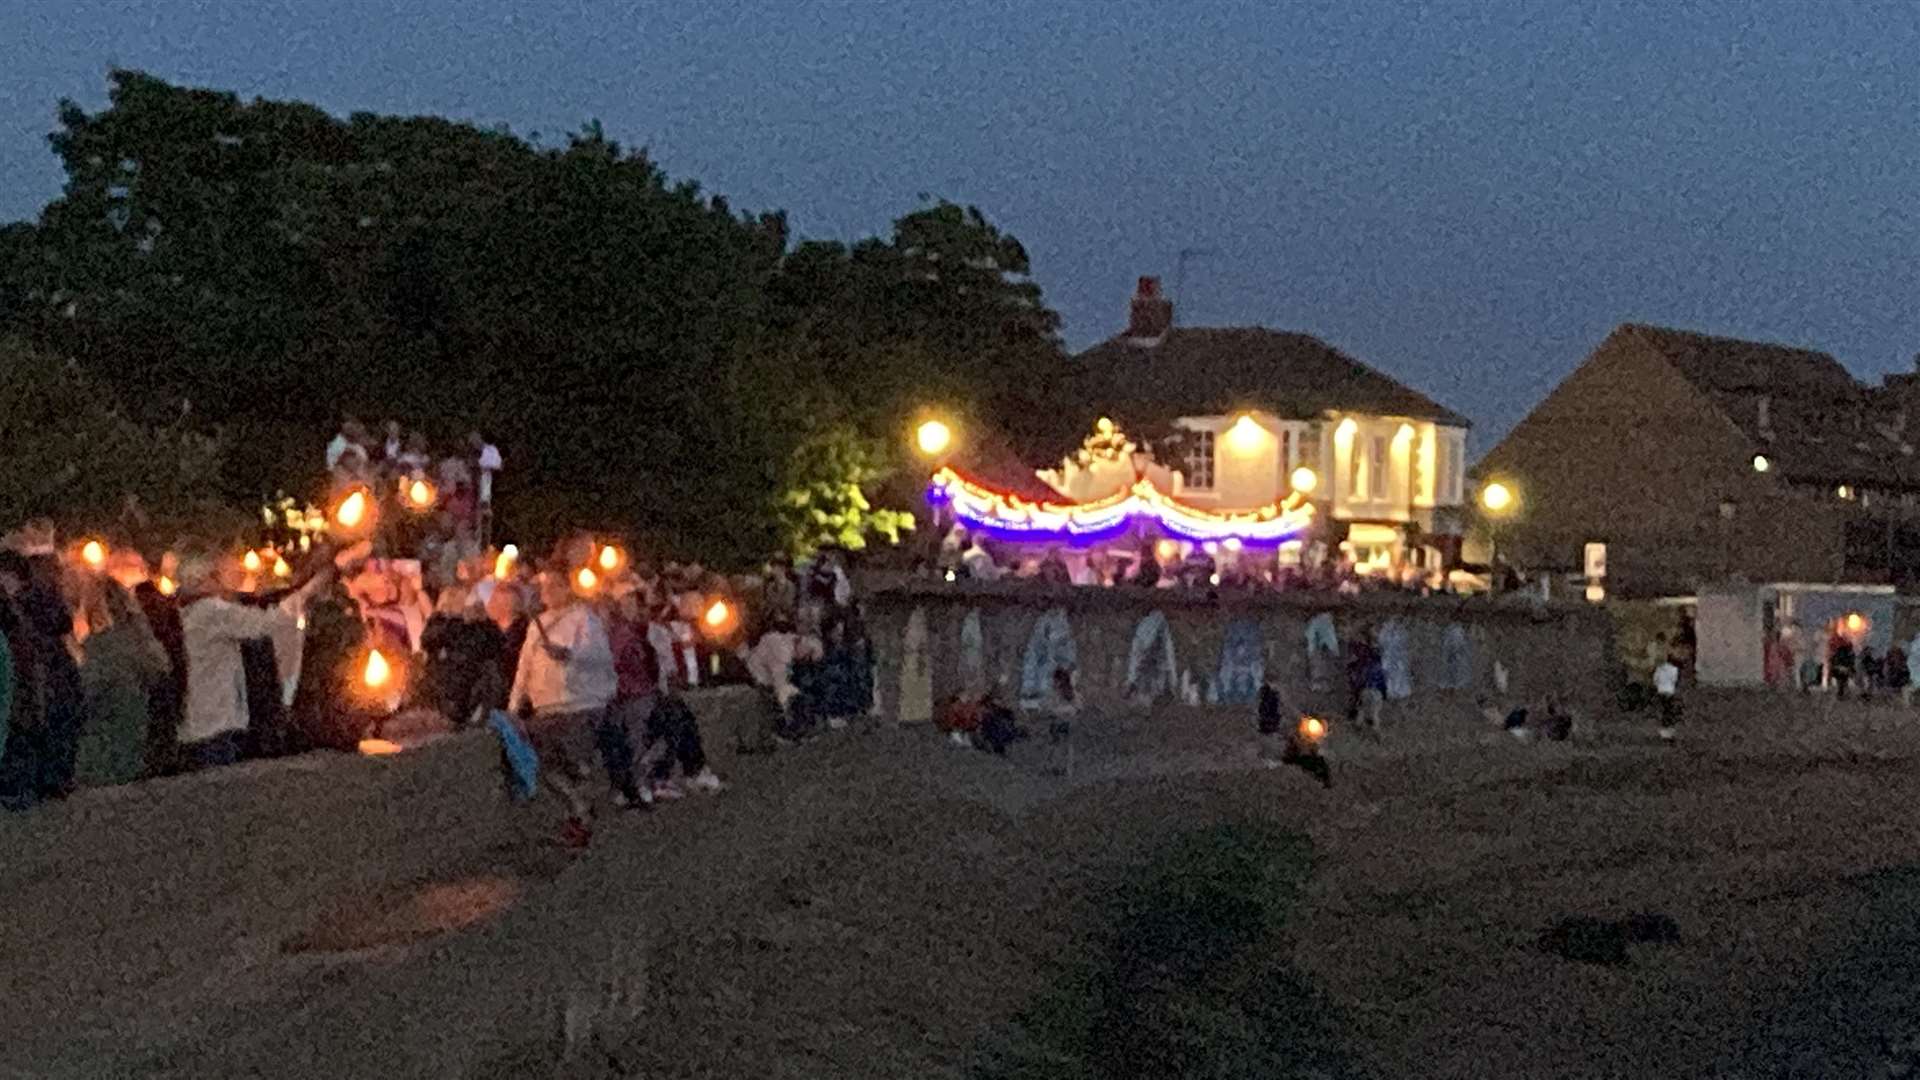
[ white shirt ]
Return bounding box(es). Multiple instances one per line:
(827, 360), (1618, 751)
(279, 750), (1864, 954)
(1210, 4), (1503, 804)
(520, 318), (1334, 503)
(478, 444), (502, 472)
(748, 631), (799, 706)
(1653, 663), (1679, 697)
(179, 597), (300, 743)
(508, 605), (616, 715)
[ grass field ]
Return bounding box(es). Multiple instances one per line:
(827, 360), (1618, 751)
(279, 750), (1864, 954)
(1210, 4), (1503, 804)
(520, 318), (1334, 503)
(8, 687), (1920, 1078)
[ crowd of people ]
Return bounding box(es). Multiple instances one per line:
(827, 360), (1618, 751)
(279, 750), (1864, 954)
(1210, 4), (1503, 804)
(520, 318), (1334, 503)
(0, 499), (884, 847)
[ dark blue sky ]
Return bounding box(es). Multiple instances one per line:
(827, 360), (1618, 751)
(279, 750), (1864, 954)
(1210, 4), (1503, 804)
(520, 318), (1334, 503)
(5, 0), (1916, 448)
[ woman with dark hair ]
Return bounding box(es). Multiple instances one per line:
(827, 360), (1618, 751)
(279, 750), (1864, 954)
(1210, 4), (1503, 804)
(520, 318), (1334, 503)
(132, 577), (186, 775)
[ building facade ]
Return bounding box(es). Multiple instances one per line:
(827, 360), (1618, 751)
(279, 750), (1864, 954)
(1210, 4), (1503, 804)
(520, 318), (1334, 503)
(1063, 277), (1472, 573)
(1477, 323), (1920, 597)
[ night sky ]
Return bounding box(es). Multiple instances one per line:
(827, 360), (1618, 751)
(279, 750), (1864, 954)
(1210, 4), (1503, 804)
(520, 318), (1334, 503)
(5, 0), (1916, 449)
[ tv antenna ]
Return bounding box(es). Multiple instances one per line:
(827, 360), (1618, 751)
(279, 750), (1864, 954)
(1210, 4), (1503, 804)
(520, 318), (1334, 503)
(1174, 247), (1218, 301)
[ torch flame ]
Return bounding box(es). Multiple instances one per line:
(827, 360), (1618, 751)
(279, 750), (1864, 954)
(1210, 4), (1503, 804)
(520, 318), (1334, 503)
(336, 490), (368, 530)
(156, 576), (177, 597)
(242, 550), (263, 574)
(407, 479), (434, 509)
(364, 649), (392, 689)
(575, 566), (599, 592)
(704, 599), (731, 629)
(598, 545), (621, 572)
(1300, 716), (1327, 740)
(273, 555), (292, 579)
(81, 540), (106, 568)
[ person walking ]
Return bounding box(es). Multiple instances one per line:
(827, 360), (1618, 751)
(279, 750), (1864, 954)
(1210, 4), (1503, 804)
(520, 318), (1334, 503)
(1654, 652), (1682, 742)
(507, 570), (618, 848)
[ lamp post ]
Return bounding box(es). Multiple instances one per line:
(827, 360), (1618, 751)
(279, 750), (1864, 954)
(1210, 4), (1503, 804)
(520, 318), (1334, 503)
(913, 415), (958, 571)
(1481, 481), (1517, 589)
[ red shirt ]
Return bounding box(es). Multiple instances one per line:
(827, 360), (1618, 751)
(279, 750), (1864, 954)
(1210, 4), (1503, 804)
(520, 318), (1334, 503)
(607, 613), (659, 701)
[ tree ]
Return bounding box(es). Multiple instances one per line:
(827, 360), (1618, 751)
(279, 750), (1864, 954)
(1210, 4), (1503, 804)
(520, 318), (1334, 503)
(0, 336), (233, 545)
(2, 73), (1067, 565)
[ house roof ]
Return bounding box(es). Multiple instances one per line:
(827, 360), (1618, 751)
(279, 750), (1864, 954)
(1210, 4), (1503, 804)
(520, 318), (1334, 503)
(1621, 323), (1920, 490)
(1068, 327), (1471, 432)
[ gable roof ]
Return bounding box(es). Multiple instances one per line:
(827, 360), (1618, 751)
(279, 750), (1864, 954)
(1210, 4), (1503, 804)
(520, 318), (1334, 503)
(1068, 327), (1470, 432)
(1618, 323), (1920, 490)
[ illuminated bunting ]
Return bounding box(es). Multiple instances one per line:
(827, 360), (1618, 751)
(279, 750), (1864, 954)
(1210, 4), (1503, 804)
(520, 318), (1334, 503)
(928, 467), (1314, 546)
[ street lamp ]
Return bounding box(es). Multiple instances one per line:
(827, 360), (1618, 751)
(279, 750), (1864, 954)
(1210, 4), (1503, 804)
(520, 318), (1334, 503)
(1290, 466), (1319, 495)
(1480, 481), (1518, 588)
(916, 419), (953, 457)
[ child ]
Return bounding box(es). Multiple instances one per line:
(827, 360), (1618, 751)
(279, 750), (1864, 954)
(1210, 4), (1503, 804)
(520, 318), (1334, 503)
(1045, 666), (1078, 778)
(1653, 654), (1681, 741)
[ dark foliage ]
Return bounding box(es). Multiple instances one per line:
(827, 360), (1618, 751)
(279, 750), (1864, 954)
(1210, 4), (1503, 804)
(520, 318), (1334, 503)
(1, 71), (1071, 562)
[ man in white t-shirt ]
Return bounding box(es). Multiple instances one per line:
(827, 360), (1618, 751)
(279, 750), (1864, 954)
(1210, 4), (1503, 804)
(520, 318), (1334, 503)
(1653, 656), (1681, 741)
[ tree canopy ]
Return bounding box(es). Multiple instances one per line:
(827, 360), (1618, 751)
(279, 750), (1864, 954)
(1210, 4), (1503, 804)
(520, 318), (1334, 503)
(0, 70), (1071, 564)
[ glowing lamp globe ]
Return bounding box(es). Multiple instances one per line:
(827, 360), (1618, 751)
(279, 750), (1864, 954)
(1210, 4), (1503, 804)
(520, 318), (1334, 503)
(1300, 716), (1327, 741)
(1290, 466), (1319, 494)
(1481, 482), (1514, 514)
(916, 420), (952, 457)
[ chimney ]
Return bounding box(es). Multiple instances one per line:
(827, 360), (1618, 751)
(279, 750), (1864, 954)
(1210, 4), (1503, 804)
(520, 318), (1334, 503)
(1126, 276), (1174, 344)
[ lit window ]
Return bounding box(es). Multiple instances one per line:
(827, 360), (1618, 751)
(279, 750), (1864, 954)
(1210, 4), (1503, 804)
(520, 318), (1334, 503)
(1837, 484), (1856, 501)
(1348, 435), (1367, 502)
(1370, 436), (1388, 499)
(1184, 430), (1216, 491)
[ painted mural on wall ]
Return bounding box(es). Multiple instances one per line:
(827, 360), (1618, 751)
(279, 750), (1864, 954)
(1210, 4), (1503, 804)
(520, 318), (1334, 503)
(959, 610), (987, 696)
(1124, 611), (1179, 704)
(1020, 608), (1078, 708)
(1213, 619), (1265, 705)
(1379, 618), (1413, 700)
(898, 607), (933, 724)
(1305, 611), (1339, 690)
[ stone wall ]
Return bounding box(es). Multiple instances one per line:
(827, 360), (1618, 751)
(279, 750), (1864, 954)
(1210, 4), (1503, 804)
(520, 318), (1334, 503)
(859, 574), (1619, 719)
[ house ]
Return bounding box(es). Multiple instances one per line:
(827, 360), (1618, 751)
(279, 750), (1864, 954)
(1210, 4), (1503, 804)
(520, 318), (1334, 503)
(1059, 277), (1473, 572)
(1476, 323), (1920, 597)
